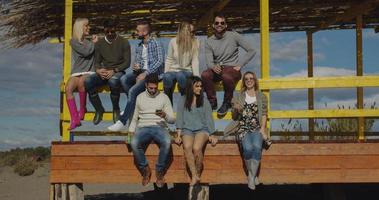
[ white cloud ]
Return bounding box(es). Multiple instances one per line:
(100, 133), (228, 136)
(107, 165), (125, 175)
(273, 66), (355, 78)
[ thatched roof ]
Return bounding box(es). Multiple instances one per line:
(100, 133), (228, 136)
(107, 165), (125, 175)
(1, 0), (379, 48)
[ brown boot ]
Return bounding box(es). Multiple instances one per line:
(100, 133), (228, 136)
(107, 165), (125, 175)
(155, 170), (165, 188)
(141, 166), (151, 186)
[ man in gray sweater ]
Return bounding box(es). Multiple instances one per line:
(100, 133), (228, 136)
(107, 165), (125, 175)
(85, 18), (131, 125)
(201, 13), (256, 116)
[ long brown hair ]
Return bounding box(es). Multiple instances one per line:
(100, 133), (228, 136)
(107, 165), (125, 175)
(176, 21), (198, 67)
(241, 71), (259, 92)
(184, 76), (204, 111)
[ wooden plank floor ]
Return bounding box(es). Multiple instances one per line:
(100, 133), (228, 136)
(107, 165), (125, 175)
(50, 141), (379, 184)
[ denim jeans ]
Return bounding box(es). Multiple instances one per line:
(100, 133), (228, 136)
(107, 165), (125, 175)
(131, 126), (172, 172)
(119, 71), (146, 124)
(162, 71), (192, 95)
(84, 71), (124, 108)
(240, 131), (263, 161)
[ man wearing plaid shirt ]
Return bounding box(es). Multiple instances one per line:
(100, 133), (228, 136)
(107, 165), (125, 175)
(108, 20), (165, 131)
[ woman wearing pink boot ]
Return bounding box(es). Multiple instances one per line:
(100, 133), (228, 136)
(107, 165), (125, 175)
(65, 18), (97, 130)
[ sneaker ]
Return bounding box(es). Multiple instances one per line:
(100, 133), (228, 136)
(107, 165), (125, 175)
(107, 120), (125, 131)
(217, 102), (231, 116)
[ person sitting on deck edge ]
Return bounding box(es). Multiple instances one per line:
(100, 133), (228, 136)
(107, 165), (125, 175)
(225, 71), (269, 190)
(129, 73), (175, 187)
(84, 18), (131, 125)
(201, 12), (256, 117)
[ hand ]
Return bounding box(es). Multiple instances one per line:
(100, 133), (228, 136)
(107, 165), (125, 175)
(174, 135), (182, 145)
(96, 68), (108, 79)
(92, 35), (98, 43)
(133, 63), (140, 71)
(105, 69), (115, 79)
(233, 65), (241, 71)
(211, 65), (222, 74)
(155, 110), (166, 118)
(208, 135), (218, 146)
(136, 72), (147, 81)
(232, 102), (243, 113)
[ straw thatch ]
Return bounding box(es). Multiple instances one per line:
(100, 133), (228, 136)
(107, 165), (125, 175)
(1, 0), (379, 48)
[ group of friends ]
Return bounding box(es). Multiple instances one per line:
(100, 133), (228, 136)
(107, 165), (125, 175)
(65, 13), (271, 190)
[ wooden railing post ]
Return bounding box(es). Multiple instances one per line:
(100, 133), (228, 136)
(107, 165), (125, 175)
(356, 15), (364, 141)
(307, 31), (315, 140)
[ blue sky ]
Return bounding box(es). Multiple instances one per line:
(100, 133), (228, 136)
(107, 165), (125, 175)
(1, 29), (379, 150)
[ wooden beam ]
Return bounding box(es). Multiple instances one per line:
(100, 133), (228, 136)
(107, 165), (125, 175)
(311, 0), (379, 33)
(197, 0), (231, 29)
(62, 0), (73, 142)
(307, 32), (314, 141)
(356, 15), (365, 140)
(269, 109), (379, 119)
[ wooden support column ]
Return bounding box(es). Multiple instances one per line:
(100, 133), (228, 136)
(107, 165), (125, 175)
(260, 0), (270, 135)
(61, 0), (73, 142)
(356, 15), (364, 140)
(307, 32), (315, 140)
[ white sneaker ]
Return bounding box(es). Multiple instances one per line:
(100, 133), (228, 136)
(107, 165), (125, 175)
(107, 120), (125, 131)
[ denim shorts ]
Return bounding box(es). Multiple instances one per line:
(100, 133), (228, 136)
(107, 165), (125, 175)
(181, 128), (210, 137)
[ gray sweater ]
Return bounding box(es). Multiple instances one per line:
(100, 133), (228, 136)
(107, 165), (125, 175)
(205, 31), (256, 68)
(70, 39), (95, 74)
(176, 96), (215, 134)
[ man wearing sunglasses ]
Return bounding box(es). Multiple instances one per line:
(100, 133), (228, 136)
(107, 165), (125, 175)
(201, 13), (256, 117)
(85, 18), (131, 125)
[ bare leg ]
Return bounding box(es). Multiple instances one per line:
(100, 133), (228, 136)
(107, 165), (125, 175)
(65, 76), (80, 99)
(192, 132), (209, 182)
(182, 135), (199, 185)
(78, 75), (89, 92)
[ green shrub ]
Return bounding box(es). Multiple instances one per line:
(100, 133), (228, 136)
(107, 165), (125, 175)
(13, 156), (38, 176)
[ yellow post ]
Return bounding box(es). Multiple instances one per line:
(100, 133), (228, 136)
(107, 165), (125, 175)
(61, 0), (73, 142)
(356, 15), (364, 141)
(260, 0), (270, 134)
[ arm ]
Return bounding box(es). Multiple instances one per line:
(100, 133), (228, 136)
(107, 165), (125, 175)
(114, 39), (131, 72)
(175, 96), (185, 129)
(128, 96), (140, 133)
(70, 39), (95, 57)
(162, 94), (175, 124)
(204, 98), (215, 134)
(94, 42), (103, 69)
(205, 40), (214, 68)
(164, 39), (175, 73)
(191, 40), (200, 76)
(231, 97), (242, 121)
(146, 39), (164, 75)
(235, 32), (256, 67)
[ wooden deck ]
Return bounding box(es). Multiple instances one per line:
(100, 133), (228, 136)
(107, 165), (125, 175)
(50, 141), (379, 184)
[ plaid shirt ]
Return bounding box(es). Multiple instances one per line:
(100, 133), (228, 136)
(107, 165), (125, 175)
(135, 37), (165, 76)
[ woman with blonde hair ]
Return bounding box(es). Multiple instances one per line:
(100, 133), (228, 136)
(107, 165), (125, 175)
(224, 71), (270, 190)
(66, 18), (97, 130)
(163, 20), (200, 103)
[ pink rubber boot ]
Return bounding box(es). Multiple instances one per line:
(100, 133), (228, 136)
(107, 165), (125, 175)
(78, 91), (87, 120)
(66, 98), (81, 130)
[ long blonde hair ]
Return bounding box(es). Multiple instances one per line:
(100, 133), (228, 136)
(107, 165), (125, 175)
(72, 18), (89, 42)
(176, 21), (198, 67)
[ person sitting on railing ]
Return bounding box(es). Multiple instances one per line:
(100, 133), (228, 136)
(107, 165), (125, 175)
(108, 20), (165, 131)
(84, 18), (131, 125)
(129, 73), (175, 187)
(201, 13), (256, 117)
(225, 71), (270, 190)
(162, 20), (200, 104)
(66, 18), (97, 130)
(174, 76), (218, 186)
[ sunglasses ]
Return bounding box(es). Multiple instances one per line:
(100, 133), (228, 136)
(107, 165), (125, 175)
(214, 21), (226, 25)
